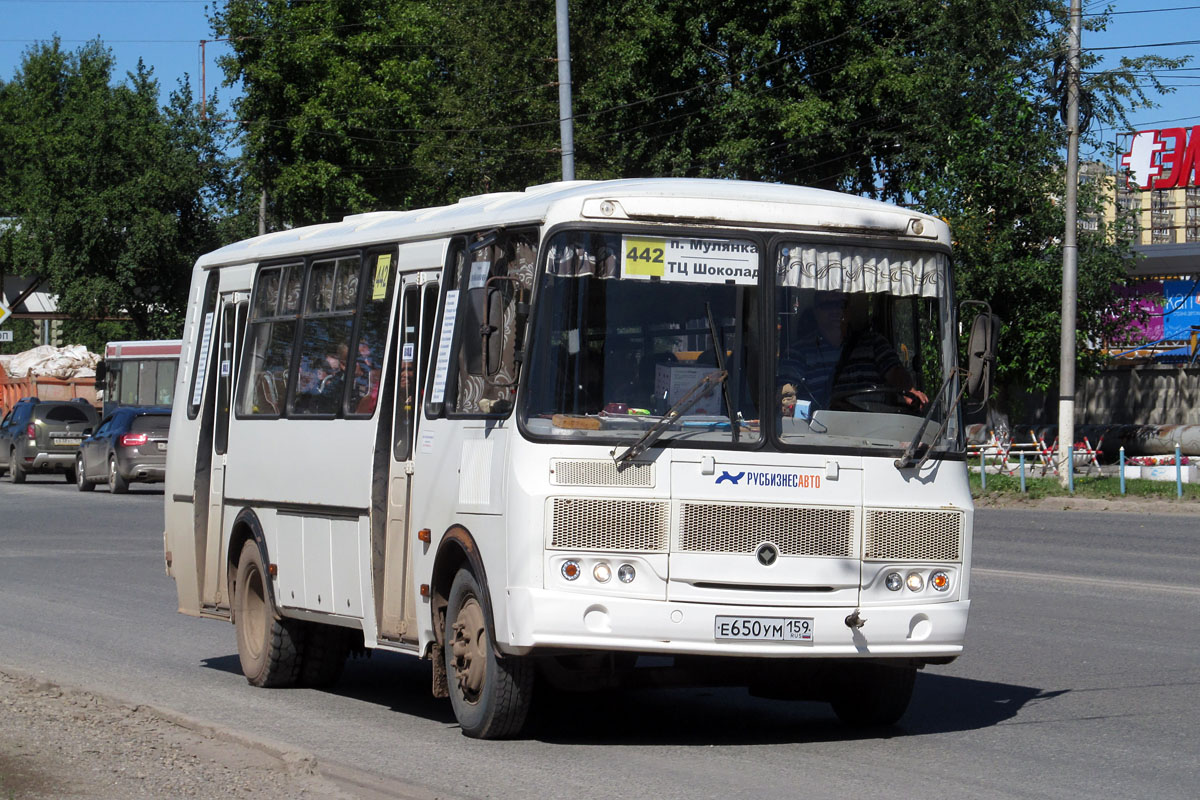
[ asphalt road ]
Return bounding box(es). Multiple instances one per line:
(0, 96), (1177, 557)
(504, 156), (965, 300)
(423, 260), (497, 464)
(1, 473), (1198, 800)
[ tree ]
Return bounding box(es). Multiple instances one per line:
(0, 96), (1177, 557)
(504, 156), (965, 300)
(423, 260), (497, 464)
(0, 39), (229, 347)
(212, 0), (445, 226)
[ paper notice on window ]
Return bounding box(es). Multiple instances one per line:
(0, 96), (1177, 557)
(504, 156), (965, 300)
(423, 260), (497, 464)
(190, 312), (215, 407)
(430, 290), (459, 404)
(372, 253), (392, 300)
(621, 235), (758, 286)
(468, 260), (491, 290)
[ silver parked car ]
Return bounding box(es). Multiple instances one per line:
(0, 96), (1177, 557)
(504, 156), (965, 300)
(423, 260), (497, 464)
(75, 407), (170, 493)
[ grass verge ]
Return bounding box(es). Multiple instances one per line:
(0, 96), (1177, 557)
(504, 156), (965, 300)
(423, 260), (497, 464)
(969, 471), (1200, 501)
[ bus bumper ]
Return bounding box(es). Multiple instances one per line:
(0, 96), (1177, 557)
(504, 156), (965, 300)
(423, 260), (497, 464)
(504, 588), (969, 659)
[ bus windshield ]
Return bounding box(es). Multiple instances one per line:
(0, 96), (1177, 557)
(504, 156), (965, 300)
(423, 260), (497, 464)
(773, 242), (956, 452)
(521, 230), (762, 447)
(521, 231), (958, 455)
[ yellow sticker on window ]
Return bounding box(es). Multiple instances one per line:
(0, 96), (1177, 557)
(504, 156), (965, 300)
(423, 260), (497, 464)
(622, 236), (667, 278)
(372, 253), (392, 300)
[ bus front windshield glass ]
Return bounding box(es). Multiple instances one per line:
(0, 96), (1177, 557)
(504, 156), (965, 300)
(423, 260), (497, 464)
(773, 242), (957, 452)
(521, 230), (762, 447)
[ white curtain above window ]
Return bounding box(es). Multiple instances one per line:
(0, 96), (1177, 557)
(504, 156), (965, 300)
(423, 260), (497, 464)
(777, 244), (947, 298)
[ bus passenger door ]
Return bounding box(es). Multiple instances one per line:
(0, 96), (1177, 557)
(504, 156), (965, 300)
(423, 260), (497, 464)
(378, 273), (439, 642)
(201, 293), (248, 610)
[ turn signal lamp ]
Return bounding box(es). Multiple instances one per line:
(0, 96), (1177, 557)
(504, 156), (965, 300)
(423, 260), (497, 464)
(931, 570), (950, 592)
(593, 563), (612, 583)
(906, 572), (925, 592)
(885, 572), (903, 592)
(561, 560), (581, 581)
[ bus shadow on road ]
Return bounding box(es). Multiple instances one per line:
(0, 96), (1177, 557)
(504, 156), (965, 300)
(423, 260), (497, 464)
(203, 651), (456, 725)
(527, 673), (1066, 745)
(202, 653), (1060, 743)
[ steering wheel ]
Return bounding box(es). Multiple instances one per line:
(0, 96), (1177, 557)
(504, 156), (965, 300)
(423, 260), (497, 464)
(829, 385), (919, 413)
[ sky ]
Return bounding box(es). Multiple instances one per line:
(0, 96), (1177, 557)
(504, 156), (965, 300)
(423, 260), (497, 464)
(0, 0), (1197, 166)
(0, 0), (234, 106)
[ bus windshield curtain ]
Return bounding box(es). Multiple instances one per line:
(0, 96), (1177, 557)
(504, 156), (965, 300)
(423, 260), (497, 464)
(545, 233), (621, 279)
(777, 245), (946, 298)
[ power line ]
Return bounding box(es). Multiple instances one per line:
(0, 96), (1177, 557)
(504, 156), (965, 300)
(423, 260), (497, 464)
(1085, 4), (1200, 15)
(1087, 39), (1200, 51)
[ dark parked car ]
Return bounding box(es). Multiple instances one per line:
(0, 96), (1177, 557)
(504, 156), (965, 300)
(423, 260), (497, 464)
(75, 407), (171, 493)
(0, 397), (99, 483)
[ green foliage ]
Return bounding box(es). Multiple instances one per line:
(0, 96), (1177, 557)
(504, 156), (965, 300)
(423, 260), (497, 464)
(0, 319), (37, 356)
(0, 39), (229, 342)
(207, 1), (1182, 404)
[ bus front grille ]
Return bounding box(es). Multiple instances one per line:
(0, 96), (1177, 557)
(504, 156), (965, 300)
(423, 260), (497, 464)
(678, 502), (855, 557)
(550, 459), (655, 488)
(863, 508), (963, 561)
(549, 498), (670, 552)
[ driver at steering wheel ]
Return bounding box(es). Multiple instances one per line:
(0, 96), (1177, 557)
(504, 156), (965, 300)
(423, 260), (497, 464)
(779, 291), (928, 415)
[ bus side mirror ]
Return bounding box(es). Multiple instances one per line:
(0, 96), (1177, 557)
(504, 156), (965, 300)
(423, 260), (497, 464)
(966, 311), (1001, 401)
(94, 361), (107, 390)
(481, 276), (519, 378)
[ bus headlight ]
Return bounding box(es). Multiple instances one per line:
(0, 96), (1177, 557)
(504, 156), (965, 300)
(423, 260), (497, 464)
(593, 562), (612, 583)
(561, 560), (581, 581)
(931, 570), (950, 592)
(617, 564), (636, 584)
(906, 572), (925, 592)
(884, 572), (904, 591)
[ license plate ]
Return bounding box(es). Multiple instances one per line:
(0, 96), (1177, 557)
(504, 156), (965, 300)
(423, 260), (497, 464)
(156, 442), (167, 451)
(714, 616), (813, 642)
(54, 438), (81, 447)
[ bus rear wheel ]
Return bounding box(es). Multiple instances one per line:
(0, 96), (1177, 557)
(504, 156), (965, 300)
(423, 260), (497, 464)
(234, 540), (302, 688)
(444, 568), (532, 739)
(299, 623), (350, 688)
(828, 662), (917, 728)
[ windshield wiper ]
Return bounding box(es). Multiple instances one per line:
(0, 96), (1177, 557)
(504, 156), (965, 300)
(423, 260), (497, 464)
(705, 302), (740, 443)
(612, 368), (727, 467)
(894, 369), (966, 471)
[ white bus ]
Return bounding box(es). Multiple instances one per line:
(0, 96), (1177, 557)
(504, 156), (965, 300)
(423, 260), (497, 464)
(164, 179), (992, 738)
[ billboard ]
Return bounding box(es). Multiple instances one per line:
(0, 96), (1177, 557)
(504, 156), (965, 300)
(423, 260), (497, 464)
(1120, 127), (1200, 191)
(1162, 279), (1200, 340)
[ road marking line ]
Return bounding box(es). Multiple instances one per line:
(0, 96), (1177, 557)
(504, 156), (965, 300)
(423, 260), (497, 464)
(973, 567), (1200, 596)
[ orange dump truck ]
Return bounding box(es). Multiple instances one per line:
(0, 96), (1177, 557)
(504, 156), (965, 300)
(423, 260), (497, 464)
(0, 358), (99, 418)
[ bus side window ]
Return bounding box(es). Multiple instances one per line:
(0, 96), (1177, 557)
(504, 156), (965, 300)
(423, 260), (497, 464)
(349, 249), (396, 417)
(446, 230), (537, 416)
(238, 263), (302, 418)
(291, 255), (359, 417)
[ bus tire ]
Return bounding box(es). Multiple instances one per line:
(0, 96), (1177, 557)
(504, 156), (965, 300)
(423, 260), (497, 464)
(444, 568), (532, 739)
(9, 451), (26, 484)
(828, 662), (917, 728)
(234, 540), (303, 688)
(299, 623), (350, 688)
(108, 456), (129, 494)
(75, 456), (95, 492)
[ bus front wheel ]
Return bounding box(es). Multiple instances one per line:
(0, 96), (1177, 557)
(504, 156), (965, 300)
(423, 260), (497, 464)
(234, 540), (303, 688)
(444, 568), (533, 739)
(828, 662), (917, 728)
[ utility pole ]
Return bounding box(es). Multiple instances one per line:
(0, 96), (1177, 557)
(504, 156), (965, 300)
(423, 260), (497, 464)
(555, 0), (575, 181)
(1058, 0), (1082, 488)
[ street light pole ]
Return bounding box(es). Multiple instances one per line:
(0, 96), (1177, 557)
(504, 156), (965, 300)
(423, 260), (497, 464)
(555, 0), (575, 181)
(1058, 0), (1082, 488)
